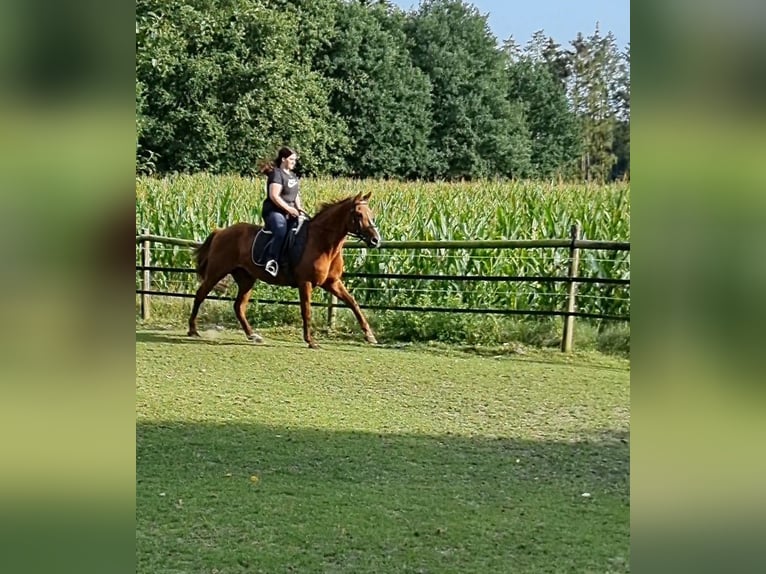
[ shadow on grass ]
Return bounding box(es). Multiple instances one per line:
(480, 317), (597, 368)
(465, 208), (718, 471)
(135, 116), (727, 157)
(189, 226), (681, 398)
(137, 422), (630, 574)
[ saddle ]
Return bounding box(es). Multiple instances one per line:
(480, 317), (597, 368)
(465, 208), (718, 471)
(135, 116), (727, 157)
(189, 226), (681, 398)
(251, 215), (310, 282)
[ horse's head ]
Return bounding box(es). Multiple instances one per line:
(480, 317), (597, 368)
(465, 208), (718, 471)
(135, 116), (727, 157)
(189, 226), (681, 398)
(349, 192), (381, 248)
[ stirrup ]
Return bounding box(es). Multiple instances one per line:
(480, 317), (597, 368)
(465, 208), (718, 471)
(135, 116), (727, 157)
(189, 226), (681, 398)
(265, 260), (279, 276)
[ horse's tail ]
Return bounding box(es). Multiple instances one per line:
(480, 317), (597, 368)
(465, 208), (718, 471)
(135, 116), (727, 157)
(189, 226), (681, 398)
(194, 230), (217, 280)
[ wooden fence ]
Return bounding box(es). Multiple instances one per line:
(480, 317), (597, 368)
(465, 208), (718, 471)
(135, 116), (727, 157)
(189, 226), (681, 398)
(135, 226), (630, 352)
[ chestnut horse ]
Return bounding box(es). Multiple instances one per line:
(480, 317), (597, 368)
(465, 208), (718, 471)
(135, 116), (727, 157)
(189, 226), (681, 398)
(188, 192), (381, 348)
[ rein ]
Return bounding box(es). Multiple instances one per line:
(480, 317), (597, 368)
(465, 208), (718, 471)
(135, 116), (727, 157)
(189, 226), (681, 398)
(348, 224), (378, 242)
(305, 199), (377, 244)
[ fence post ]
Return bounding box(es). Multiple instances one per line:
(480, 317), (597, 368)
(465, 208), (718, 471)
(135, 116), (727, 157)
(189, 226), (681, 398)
(560, 223), (582, 352)
(141, 228), (151, 321)
(326, 291), (337, 329)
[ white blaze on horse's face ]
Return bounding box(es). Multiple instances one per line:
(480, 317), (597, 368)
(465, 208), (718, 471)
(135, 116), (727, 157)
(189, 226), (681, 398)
(354, 201), (381, 248)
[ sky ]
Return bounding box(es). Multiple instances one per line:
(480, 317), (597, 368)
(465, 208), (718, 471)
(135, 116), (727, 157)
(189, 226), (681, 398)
(392, 0), (630, 49)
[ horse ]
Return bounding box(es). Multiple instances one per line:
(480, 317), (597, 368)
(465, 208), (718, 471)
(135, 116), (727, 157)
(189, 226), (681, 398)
(188, 192), (381, 349)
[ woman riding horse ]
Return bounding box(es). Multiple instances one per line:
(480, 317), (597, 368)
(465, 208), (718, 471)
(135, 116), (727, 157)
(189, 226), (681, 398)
(188, 191), (381, 348)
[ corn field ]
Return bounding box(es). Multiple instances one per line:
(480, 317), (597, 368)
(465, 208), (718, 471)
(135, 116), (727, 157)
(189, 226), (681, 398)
(136, 175), (630, 320)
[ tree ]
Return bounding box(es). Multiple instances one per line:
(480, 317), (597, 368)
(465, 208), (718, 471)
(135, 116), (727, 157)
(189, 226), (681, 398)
(316, 0), (433, 178)
(135, 0), (344, 175)
(507, 56), (581, 178)
(541, 36), (572, 87)
(135, 1), (629, 182)
(404, 0), (531, 179)
(611, 42), (630, 180)
(566, 27), (621, 182)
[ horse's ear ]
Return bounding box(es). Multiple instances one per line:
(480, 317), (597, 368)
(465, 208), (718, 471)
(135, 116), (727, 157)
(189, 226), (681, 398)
(362, 192), (372, 201)
(353, 192), (362, 202)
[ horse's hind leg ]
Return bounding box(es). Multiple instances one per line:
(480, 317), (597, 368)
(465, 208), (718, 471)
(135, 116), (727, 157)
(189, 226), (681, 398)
(231, 269), (261, 343)
(188, 269), (231, 337)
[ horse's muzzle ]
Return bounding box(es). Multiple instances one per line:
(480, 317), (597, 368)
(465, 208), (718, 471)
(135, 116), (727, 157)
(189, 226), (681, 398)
(367, 234), (381, 248)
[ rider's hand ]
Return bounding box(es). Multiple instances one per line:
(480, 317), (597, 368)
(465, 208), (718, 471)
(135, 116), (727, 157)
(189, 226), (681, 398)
(286, 206), (300, 218)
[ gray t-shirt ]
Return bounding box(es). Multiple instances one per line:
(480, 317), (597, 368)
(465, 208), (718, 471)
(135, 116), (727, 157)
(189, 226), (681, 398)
(263, 169), (300, 214)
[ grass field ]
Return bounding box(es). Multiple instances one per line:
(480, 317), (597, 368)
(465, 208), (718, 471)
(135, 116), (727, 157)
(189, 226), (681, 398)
(136, 327), (630, 573)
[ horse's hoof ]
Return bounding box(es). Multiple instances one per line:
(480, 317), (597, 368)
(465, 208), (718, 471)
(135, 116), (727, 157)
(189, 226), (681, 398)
(307, 342), (320, 350)
(249, 333), (264, 344)
(188, 330), (200, 337)
(365, 334), (378, 345)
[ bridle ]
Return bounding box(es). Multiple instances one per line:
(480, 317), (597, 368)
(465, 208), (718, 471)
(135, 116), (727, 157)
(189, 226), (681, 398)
(347, 201), (379, 244)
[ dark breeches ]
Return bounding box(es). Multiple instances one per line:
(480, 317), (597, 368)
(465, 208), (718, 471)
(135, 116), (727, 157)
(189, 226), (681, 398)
(264, 210), (288, 261)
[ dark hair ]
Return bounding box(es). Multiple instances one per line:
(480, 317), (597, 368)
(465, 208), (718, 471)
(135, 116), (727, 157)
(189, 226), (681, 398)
(258, 146), (297, 175)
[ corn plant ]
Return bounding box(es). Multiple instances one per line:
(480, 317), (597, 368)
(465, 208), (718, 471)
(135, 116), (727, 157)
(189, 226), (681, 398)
(136, 175), (630, 318)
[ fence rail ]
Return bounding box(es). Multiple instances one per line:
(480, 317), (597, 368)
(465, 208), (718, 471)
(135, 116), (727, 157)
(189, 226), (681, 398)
(135, 266), (629, 286)
(135, 233), (630, 252)
(135, 227), (630, 351)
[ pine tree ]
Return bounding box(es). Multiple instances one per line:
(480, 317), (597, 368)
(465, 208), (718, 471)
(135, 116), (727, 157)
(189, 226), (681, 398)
(612, 42), (630, 180)
(566, 26), (621, 181)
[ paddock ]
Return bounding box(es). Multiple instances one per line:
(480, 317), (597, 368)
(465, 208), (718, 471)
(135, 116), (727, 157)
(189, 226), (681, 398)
(136, 328), (629, 573)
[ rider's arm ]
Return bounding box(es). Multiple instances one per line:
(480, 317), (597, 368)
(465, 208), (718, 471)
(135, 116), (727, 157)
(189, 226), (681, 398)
(268, 182), (289, 211)
(268, 183), (297, 216)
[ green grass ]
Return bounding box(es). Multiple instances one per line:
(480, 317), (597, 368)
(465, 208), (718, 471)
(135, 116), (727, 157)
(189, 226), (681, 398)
(138, 296), (630, 356)
(136, 328), (630, 573)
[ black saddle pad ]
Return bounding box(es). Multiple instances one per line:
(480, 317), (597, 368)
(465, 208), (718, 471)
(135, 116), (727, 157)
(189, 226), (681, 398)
(251, 229), (274, 266)
(251, 217), (310, 276)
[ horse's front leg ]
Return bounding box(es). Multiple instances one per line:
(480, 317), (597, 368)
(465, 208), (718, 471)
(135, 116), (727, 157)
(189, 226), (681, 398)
(322, 278), (377, 344)
(298, 281), (318, 349)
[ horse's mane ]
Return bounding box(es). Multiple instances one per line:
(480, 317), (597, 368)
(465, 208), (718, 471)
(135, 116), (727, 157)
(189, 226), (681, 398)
(313, 195), (357, 222)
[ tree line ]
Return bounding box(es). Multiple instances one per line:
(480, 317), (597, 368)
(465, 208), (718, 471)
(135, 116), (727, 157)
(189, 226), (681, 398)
(136, 0), (630, 182)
